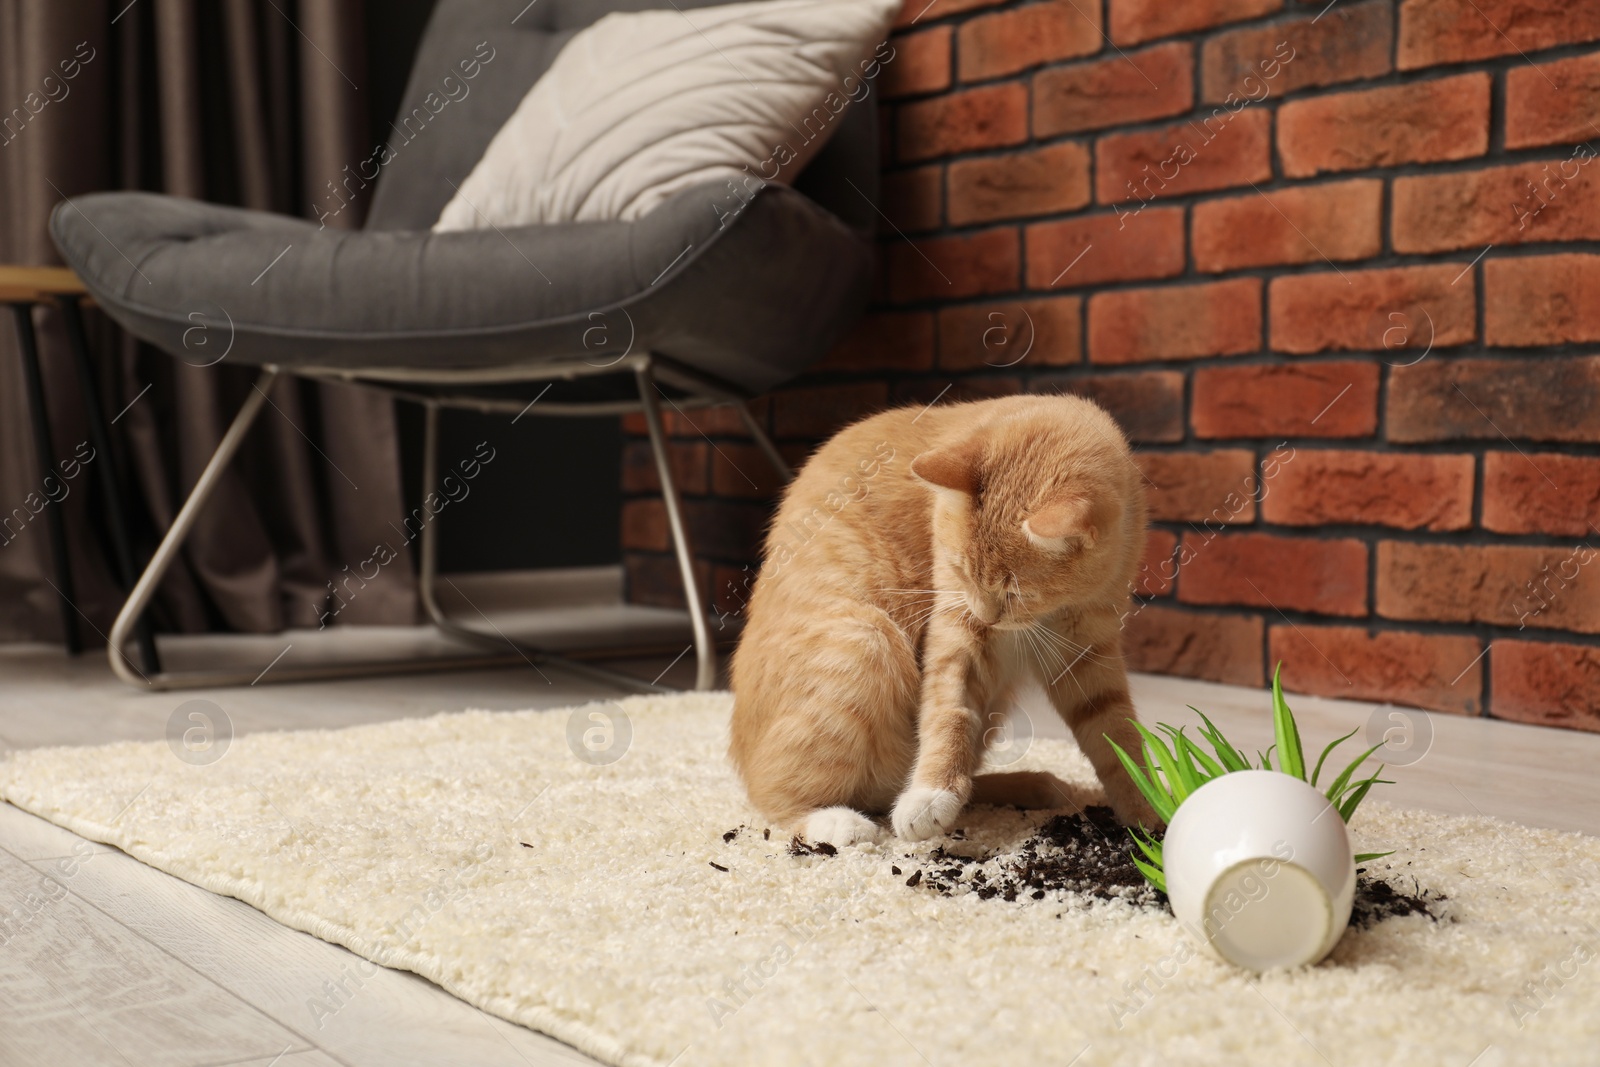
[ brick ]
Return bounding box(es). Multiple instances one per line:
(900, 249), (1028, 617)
(1138, 450), (1258, 523)
(624, 552), (712, 611)
(1095, 108), (1271, 204)
(1269, 626), (1485, 715)
(1269, 264), (1475, 354)
(1193, 179), (1382, 272)
(622, 440), (709, 494)
(894, 0), (1007, 29)
(897, 83), (1027, 162)
(1137, 529), (1178, 596)
(1029, 371), (1185, 443)
(771, 382), (889, 440)
(1178, 531), (1368, 616)
(887, 227), (1019, 303)
(1393, 161), (1600, 254)
(948, 142), (1090, 226)
(1122, 604), (1265, 687)
(880, 166), (943, 233)
(1388, 356), (1600, 444)
(1110, 0), (1282, 47)
(648, 397), (767, 438)
(816, 311), (936, 373)
(1032, 42), (1194, 137)
(1377, 542), (1600, 634)
(1024, 207), (1186, 290)
(937, 296), (1082, 371)
(1485, 254), (1600, 347)
(1507, 52), (1600, 150)
(892, 377), (1023, 407)
(957, 0), (1101, 82)
(1261, 450), (1475, 530)
(881, 26), (951, 98)
(1278, 73), (1490, 178)
(1201, 0), (1392, 103)
(622, 499), (669, 552)
(1192, 361), (1379, 439)
(1398, 0), (1600, 70)
(710, 443), (788, 499)
(1088, 278), (1261, 365)
(882, 28), (951, 100)
(683, 499), (770, 560)
(1483, 452), (1600, 537)
(1492, 640), (1600, 733)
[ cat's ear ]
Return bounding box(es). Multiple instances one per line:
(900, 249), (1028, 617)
(910, 444), (979, 495)
(1024, 495), (1119, 551)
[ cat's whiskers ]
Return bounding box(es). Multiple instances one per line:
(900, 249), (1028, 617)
(1019, 622), (1094, 701)
(892, 590), (964, 632)
(1033, 621), (1117, 667)
(1018, 622), (1065, 678)
(904, 601), (953, 628)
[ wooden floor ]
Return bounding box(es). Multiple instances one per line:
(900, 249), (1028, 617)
(3, 578), (1598, 1067)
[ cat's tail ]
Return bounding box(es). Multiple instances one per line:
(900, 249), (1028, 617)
(970, 770), (1103, 811)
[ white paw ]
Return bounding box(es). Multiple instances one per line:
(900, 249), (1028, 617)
(891, 787), (964, 841)
(802, 807), (883, 848)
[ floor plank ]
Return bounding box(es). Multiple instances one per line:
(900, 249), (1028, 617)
(0, 844), (315, 1067)
(15, 816), (598, 1067)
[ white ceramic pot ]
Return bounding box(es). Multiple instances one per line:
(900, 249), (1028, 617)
(1163, 770), (1356, 971)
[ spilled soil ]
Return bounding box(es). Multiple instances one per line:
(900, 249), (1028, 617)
(750, 806), (1449, 930)
(902, 806), (1449, 928)
(1349, 874), (1449, 928)
(902, 806), (1162, 908)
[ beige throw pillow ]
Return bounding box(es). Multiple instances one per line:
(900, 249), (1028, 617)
(434, 0), (901, 229)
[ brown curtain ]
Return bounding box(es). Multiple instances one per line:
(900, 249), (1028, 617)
(0, 0), (416, 644)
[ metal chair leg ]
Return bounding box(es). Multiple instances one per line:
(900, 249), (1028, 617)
(106, 368), (281, 685)
(413, 402), (677, 694)
(636, 362), (717, 691)
(57, 294), (161, 674)
(10, 302), (81, 654)
(736, 401), (792, 483)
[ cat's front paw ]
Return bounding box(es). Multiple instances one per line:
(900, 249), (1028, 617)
(802, 807), (883, 847)
(892, 786), (964, 841)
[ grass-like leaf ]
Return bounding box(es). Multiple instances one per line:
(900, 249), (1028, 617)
(1174, 729), (1225, 779)
(1322, 742), (1387, 808)
(1192, 708), (1251, 772)
(1153, 724), (1207, 798)
(1131, 828), (1164, 868)
(1131, 852), (1167, 894)
(1338, 769), (1394, 823)
(1310, 726), (1360, 788)
(1105, 733), (1176, 824)
(1135, 722), (1190, 806)
(1270, 664), (1306, 781)
(1110, 665), (1398, 893)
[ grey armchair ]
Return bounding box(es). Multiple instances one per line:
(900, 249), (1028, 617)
(50, 0), (880, 692)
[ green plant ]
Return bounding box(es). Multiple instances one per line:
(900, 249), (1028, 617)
(1104, 664), (1395, 893)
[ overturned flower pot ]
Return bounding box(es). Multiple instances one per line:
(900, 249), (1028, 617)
(1164, 770), (1356, 970)
(1109, 665), (1395, 972)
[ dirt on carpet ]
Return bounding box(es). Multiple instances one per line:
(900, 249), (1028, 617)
(743, 805), (1448, 930)
(793, 806), (1446, 926)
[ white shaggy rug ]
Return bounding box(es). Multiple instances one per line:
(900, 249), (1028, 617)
(4, 693), (1599, 1067)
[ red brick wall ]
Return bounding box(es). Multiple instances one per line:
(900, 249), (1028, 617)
(623, 0), (1600, 733)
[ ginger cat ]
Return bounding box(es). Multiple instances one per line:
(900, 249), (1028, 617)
(729, 394), (1161, 846)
